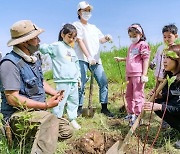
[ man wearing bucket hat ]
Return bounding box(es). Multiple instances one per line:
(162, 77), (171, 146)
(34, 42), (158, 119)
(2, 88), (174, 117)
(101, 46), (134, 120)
(0, 20), (73, 153)
(73, 1), (114, 117)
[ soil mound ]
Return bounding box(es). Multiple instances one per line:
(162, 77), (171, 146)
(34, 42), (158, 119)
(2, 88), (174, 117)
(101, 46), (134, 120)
(66, 130), (123, 154)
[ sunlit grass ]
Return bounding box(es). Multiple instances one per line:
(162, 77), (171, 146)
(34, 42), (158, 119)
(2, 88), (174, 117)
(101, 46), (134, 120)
(1, 43), (180, 153)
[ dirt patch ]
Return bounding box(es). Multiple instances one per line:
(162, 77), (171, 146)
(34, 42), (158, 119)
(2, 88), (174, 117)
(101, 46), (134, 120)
(64, 118), (151, 154)
(64, 122), (150, 154)
(65, 130), (123, 154)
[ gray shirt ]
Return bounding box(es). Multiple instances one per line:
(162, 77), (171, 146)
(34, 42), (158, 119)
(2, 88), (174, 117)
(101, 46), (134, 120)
(0, 60), (20, 91)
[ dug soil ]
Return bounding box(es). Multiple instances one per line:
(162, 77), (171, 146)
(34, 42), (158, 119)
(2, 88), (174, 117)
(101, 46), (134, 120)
(65, 129), (123, 154)
(0, 116), (148, 154)
(65, 118), (141, 154)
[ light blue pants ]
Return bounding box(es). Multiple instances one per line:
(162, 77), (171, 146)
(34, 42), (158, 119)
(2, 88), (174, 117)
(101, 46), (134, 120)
(52, 82), (78, 121)
(78, 61), (108, 106)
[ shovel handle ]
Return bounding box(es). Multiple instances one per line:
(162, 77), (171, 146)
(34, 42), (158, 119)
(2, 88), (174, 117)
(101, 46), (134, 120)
(148, 79), (167, 102)
(88, 71), (94, 108)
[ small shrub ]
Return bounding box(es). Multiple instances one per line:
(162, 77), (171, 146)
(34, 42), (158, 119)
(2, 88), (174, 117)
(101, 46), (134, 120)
(43, 70), (53, 80)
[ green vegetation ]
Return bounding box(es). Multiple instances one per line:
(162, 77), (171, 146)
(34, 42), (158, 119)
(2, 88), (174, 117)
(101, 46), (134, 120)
(43, 42), (162, 89)
(1, 43), (180, 153)
(43, 69), (53, 81)
(101, 43), (161, 90)
(0, 98), (39, 154)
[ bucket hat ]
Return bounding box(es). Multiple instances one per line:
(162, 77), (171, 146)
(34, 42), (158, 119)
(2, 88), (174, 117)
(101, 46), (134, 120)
(7, 20), (44, 47)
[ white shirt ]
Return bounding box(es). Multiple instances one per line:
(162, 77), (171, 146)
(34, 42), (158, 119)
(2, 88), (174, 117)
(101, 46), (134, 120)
(73, 21), (104, 64)
(151, 44), (164, 78)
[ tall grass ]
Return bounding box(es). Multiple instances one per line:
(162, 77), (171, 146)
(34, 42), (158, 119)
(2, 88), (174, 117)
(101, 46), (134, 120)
(101, 43), (161, 89)
(1, 43), (179, 154)
(44, 42), (162, 89)
(101, 47), (127, 83)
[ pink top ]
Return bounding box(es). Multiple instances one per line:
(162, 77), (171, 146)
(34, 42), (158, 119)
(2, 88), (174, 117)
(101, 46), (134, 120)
(126, 41), (150, 77)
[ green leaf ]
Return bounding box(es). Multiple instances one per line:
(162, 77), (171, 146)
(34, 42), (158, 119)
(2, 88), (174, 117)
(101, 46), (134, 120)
(15, 123), (24, 131)
(0, 113), (3, 120)
(167, 75), (176, 87)
(165, 50), (179, 59)
(164, 43), (169, 50)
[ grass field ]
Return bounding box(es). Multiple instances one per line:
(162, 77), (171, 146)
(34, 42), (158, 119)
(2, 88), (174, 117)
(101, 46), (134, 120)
(1, 43), (180, 154)
(55, 81), (180, 154)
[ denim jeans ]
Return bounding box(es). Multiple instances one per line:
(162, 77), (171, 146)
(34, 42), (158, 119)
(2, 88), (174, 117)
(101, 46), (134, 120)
(79, 60), (108, 106)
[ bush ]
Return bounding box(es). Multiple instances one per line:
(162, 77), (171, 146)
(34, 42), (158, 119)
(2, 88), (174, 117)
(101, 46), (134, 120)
(43, 70), (53, 80)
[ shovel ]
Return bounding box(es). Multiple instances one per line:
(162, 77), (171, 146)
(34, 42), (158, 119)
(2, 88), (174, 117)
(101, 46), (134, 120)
(82, 71), (96, 118)
(106, 79), (167, 154)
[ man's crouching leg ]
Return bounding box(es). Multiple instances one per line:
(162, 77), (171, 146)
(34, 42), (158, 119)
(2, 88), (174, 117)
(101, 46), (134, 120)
(31, 112), (74, 154)
(30, 111), (59, 154)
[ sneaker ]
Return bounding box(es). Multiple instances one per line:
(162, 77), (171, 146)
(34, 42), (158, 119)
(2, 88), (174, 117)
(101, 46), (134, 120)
(71, 120), (81, 130)
(124, 114), (132, 121)
(161, 120), (170, 129)
(174, 140), (180, 149)
(77, 106), (83, 117)
(101, 109), (114, 118)
(129, 114), (137, 127)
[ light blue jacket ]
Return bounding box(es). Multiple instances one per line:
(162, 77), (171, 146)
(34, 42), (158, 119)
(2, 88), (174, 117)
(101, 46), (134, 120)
(40, 41), (80, 83)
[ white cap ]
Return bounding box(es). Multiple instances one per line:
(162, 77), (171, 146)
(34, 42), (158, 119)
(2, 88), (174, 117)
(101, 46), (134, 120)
(77, 1), (93, 11)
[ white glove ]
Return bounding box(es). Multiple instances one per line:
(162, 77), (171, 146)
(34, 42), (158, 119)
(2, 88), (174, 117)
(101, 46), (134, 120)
(105, 34), (113, 42)
(141, 75), (148, 83)
(87, 56), (96, 65)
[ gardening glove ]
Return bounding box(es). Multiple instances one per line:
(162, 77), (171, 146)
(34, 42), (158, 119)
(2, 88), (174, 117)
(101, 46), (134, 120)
(141, 75), (148, 83)
(105, 34), (113, 43)
(87, 56), (96, 65)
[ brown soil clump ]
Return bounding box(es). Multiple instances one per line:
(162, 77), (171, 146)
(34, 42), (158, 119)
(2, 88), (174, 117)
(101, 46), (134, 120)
(65, 130), (123, 154)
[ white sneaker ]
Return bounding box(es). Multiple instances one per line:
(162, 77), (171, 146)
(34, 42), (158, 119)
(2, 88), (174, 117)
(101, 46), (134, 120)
(124, 114), (132, 121)
(129, 114), (137, 127)
(71, 120), (81, 130)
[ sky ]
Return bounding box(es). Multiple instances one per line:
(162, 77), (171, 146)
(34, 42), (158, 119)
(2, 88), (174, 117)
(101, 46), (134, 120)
(1, 0), (180, 56)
